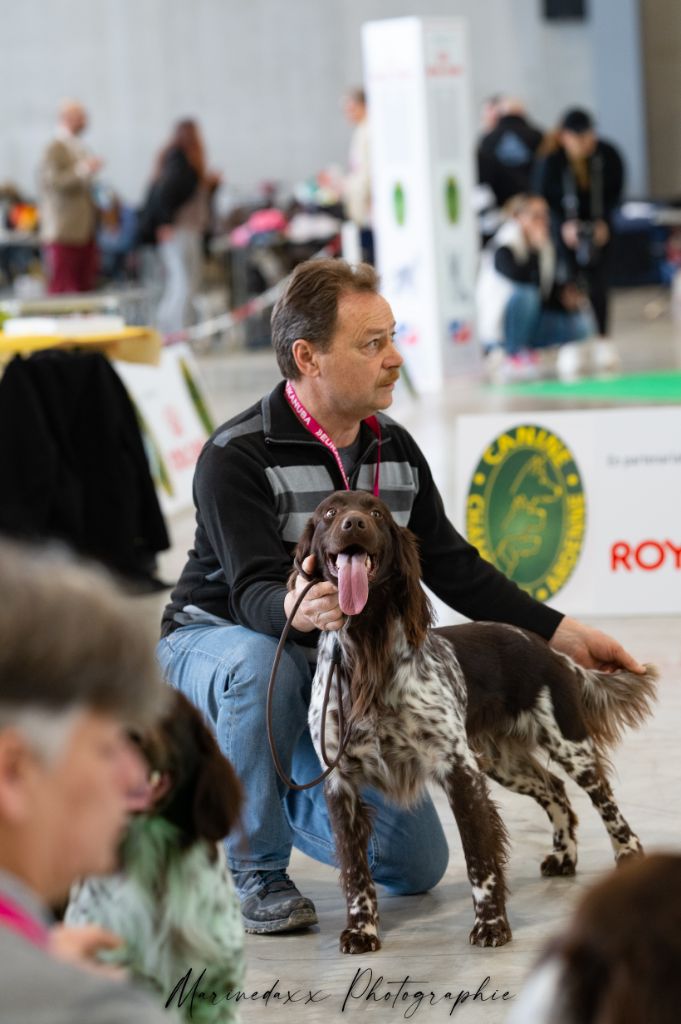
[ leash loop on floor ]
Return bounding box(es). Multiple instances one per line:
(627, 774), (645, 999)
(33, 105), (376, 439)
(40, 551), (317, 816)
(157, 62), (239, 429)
(266, 581), (352, 791)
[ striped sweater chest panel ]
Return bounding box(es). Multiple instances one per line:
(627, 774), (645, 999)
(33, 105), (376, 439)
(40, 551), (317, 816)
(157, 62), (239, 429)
(265, 460), (419, 544)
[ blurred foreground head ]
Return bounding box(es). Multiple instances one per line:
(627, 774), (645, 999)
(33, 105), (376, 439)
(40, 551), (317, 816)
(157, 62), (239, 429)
(0, 541), (168, 901)
(511, 853), (681, 1024)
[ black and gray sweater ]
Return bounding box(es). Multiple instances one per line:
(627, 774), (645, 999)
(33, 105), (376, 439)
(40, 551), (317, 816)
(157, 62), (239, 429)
(161, 382), (563, 646)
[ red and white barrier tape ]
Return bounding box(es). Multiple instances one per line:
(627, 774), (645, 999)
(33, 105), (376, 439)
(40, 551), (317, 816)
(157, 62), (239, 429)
(163, 236), (341, 347)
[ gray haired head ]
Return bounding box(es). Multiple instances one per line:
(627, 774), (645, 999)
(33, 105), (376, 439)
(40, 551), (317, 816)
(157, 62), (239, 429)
(0, 540), (168, 731)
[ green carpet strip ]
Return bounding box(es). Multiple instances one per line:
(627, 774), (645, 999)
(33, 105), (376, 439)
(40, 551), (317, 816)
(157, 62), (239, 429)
(496, 369), (681, 403)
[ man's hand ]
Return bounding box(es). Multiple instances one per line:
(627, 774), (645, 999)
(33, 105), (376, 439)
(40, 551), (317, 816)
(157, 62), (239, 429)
(284, 554), (345, 632)
(49, 923), (126, 978)
(550, 616), (645, 674)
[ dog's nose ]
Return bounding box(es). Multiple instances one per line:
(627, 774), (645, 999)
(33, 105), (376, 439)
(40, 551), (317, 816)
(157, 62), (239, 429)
(341, 514), (367, 532)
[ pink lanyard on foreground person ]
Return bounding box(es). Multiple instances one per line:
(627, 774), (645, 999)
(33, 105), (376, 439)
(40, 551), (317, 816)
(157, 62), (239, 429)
(0, 893), (49, 948)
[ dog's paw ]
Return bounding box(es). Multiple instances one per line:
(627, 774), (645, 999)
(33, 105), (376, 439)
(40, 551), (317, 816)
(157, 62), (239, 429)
(541, 852), (577, 877)
(615, 843), (644, 867)
(340, 927), (381, 954)
(468, 916), (512, 948)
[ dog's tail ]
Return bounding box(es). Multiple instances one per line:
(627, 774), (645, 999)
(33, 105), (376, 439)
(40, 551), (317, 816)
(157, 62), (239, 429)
(578, 663), (658, 749)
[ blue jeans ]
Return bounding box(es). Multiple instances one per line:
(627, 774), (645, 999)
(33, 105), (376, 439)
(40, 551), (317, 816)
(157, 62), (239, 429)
(156, 623), (449, 895)
(503, 283), (594, 356)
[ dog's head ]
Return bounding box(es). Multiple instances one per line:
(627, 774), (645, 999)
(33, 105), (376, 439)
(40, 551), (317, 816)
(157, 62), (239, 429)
(547, 853), (681, 1023)
(294, 490), (432, 645)
(130, 689), (242, 848)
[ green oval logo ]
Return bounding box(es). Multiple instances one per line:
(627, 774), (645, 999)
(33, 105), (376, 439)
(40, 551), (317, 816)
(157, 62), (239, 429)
(466, 424), (586, 602)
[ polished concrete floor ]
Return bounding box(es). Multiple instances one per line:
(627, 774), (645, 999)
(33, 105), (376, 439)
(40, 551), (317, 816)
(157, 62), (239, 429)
(149, 288), (681, 1023)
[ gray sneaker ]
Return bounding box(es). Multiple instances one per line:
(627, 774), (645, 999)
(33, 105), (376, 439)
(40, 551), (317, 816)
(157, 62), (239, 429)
(234, 869), (318, 934)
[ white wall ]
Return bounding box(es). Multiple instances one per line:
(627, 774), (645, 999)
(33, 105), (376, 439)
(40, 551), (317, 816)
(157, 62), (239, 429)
(1, 0), (644, 207)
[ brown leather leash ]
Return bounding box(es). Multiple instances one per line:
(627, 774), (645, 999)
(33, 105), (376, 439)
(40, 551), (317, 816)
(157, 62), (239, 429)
(266, 577), (353, 791)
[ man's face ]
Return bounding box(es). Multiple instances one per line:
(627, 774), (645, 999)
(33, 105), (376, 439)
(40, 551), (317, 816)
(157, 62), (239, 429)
(32, 712), (146, 895)
(315, 291), (403, 421)
(63, 105), (87, 135)
(344, 96), (366, 125)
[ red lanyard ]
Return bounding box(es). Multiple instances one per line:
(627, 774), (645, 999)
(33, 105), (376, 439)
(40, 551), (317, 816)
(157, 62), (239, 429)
(0, 893), (50, 948)
(285, 380), (381, 496)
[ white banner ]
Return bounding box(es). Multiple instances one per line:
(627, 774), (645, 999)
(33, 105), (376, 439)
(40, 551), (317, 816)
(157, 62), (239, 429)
(114, 344), (214, 516)
(456, 407), (681, 616)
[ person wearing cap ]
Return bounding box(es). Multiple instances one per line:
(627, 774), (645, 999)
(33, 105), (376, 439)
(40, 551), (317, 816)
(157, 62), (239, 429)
(0, 541), (170, 1023)
(534, 108), (624, 373)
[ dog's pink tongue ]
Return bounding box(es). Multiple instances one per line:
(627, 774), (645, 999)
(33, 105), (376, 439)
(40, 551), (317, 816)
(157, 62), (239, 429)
(337, 552), (369, 616)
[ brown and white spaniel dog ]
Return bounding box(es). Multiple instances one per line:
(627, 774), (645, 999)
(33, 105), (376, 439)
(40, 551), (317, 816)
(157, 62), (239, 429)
(294, 490), (657, 954)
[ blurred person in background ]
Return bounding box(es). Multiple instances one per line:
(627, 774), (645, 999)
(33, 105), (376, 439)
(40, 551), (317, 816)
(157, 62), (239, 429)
(0, 541), (169, 1024)
(39, 100), (103, 293)
(96, 189), (138, 283)
(476, 193), (594, 381)
(142, 118), (220, 335)
(534, 108), (624, 371)
(507, 854), (681, 1024)
(342, 88), (373, 264)
(477, 97), (544, 209)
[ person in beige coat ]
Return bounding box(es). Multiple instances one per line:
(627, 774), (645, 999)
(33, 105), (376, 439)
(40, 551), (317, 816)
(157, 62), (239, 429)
(39, 100), (103, 293)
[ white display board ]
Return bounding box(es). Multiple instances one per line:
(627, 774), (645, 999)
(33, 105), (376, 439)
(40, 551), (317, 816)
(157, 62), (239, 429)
(456, 407), (681, 616)
(114, 343), (213, 516)
(362, 17), (480, 394)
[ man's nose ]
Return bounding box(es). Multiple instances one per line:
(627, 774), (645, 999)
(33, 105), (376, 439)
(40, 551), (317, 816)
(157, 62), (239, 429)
(385, 339), (403, 368)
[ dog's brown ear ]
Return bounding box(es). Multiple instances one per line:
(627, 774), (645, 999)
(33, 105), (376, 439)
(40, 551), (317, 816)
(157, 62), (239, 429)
(192, 725), (243, 842)
(288, 515), (317, 590)
(392, 524), (433, 647)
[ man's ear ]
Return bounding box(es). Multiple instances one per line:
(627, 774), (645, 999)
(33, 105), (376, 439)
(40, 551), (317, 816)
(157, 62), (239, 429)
(288, 517), (318, 590)
(291, 339), (320, 379)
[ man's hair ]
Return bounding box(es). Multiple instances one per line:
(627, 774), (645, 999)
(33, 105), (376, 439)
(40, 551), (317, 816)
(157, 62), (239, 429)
(270, 258), (379, 380)
(0, 541), (167, 732)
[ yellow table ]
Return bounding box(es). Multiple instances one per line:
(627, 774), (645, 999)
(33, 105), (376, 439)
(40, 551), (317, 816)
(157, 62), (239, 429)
(0, 325), (162, 366)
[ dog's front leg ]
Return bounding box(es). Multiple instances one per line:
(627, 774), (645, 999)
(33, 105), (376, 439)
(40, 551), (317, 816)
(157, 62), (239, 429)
(325, 777), (381, 954)
(443, 762), (512, 948)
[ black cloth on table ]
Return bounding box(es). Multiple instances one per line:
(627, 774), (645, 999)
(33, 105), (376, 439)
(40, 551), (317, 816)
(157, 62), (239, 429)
(0, 349), (169, 584)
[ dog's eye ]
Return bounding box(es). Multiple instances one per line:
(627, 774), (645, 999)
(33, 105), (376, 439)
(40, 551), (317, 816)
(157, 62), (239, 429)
(324, 508), (337, 519)
(371, 509), (382, 519)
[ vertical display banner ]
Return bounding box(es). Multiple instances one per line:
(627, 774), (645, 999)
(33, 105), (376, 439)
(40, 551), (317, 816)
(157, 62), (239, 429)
(114, 343), (215, 516)
(362, 17), (480, 394)
(456, 408), (681, 616)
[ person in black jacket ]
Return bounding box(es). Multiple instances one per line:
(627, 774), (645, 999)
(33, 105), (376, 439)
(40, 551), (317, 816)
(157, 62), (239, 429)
(477, 98), (544, 209)
(157, 258), (645, 937)
(534, 108), (624, 367)
(141, 119), (219, 335)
